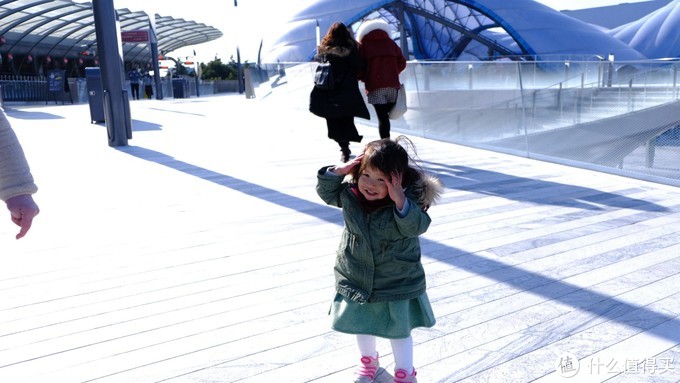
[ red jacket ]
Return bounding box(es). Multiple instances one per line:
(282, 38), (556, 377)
(358, 27), (406, 92)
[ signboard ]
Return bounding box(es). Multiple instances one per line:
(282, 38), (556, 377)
(121, 30), (149, 43)
(47, 70), (65, 92)
(47, 69), (72, 104)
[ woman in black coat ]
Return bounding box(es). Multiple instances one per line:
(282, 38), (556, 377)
(310, 22), (370, 162)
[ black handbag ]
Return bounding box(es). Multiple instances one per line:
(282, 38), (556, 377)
(314, 55), (336, 90)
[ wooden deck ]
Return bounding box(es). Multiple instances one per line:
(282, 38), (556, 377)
(1, 94), (679, 383)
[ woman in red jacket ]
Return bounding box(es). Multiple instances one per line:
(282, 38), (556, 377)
(357, 20), (407, 139)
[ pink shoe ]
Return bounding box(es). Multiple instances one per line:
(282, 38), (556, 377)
(394, 368), (417, 383)
(353, 354), (379, 383)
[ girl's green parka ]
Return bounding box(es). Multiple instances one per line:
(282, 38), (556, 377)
(316, 165), (442, 304)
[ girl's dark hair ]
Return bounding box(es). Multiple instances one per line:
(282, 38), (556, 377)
(350, 136), (422, 187)
(320, 22), (358, 50)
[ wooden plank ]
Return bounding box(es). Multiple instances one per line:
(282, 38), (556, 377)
(1, 95), (679, 383)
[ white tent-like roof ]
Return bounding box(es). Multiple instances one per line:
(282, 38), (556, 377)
(263, 0), (673, 63)
(609, 0), (680, 59)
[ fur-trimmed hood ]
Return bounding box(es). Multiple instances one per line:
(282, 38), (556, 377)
(346, 171), (443, 208)
(411, 172), (444, 208)
(356, 19), (395, 42)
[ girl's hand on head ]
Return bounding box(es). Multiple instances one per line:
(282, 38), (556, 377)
(385, 171), (405, 210)
(333, 154), (363, 175)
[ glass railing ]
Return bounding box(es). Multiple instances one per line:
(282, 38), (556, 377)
(251, 60), (680, 187)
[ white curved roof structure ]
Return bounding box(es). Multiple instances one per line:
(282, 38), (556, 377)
(609, 0), (680, 59)
(466, 0), (646, 60)
(264, 0), (379, 64)
(263, 0), (670, 64)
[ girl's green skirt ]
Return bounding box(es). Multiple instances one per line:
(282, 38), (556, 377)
(329, 292), (436, 339)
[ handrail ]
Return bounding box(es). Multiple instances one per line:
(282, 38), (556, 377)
(254, 60), (680, 187)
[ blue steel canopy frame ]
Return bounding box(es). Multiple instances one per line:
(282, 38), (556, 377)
(306, 0), (531, 61)
(397, 0), (529, 60)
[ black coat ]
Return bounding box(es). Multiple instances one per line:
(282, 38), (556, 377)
(309, 45), (370, 121)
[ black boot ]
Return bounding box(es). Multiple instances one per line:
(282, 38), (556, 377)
(340, 147), (351, 162)
(339, 142), (351, 162)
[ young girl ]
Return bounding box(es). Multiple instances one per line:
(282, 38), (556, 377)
(316, 136), (442, 383)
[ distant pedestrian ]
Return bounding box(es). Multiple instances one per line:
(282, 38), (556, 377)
(0, 109), (39, 239)
(316, 136), (442, 383)
(309, 22), (369, 163)
(357, 19), (407, 139)
(128, 67), (141, 100)
(143, 72), (154, 99)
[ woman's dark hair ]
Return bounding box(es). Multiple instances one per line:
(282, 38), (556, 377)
(350, 136), (422, 187)
(320, 22), (358, 50)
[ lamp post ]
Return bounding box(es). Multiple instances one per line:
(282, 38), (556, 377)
(595, 55), (604, 87)
(148, 15), (162, 100)
(234, 0), (244, 94)
(193, 50), (200, 97)
(607, 53), (614, 87)
(316, 19), (321, 46)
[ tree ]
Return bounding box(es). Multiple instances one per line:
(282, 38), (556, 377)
(199, 57), (238, 80)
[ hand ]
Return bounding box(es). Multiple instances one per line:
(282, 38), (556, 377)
(332, 154), (363, 175)
(5, 194), (40, 239)
(385, 171), (405, 210)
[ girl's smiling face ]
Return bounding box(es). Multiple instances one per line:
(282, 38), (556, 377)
(357, 165), (389, 201)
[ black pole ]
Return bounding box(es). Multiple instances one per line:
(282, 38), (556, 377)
(149, 18), (163, 100)
(92, 0), (131, 147)
(194, 50), (200, 97)
(234, 0), (244, 94)
(195, 64), (200, 97)
(237, 46), (244, 94)
(397, 2), (408, 58)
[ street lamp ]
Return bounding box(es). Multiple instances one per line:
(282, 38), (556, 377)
(595, 55), (604, 87)
(192, 49), (200, 97)
(607, 53), (614, 87)
(234, 0), (244, 94)
(316, 19), (321, 46)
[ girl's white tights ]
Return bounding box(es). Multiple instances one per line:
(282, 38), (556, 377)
(356, 334), (378, 357)
(356, 334), (414, 372)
